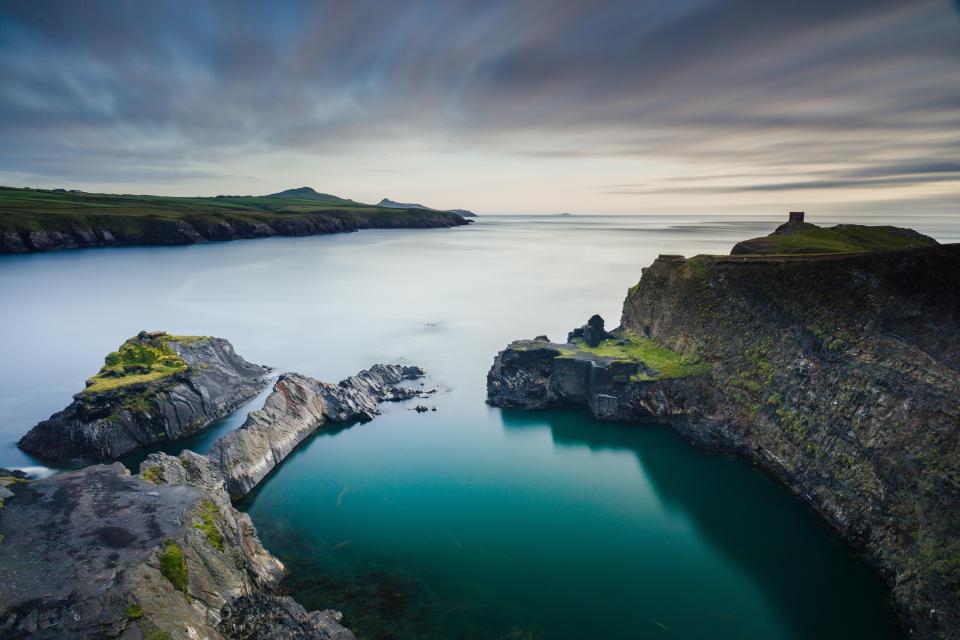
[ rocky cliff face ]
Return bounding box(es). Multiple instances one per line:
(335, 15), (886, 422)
(488, 244), (960, 640)
(0, 457), (355, 639)
(209, 364), (425, 497)
(18, 332), (271, 462)
(0, 210), (468, 254)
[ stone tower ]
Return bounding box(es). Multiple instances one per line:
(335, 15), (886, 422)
(789, 211), (805, 223)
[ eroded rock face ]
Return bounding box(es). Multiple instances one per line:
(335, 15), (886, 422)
(210, 364), (425, 497)
(0, 456), (356, 639)
(18, 332), (271, 462)
(489, 244), (960, 640)
(0, 210), (468, 254)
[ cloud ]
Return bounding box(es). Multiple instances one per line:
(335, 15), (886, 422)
(0, 0), (957, 211)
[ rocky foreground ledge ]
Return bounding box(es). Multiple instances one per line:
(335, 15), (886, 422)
(0, 461), (355, 640)
(2, 361), (427, 638)
(18, 332), (272, 462)
(489, 237), (960, 639)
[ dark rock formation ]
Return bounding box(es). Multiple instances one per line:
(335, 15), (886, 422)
(488, 243), (960, 640)
(18, 332), (271, 462)
(209, 365), (424, 497)
(0, 460), (354, 640)
(567, 314), (611, 347)
(218, 593), (355, 640)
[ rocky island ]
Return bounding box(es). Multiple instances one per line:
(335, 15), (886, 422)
(0, 186), (469, 254)
(488, 214), (959, 640)
(18, 332), (272, 462)
(2, 333), (429, 638)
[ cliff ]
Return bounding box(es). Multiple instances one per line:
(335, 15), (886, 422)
(18, 332), (271, 462)
(0, 457), (355, 640)
(0, 186), (469, 254)
(488, 240), (960, 639)
(208, 365), (425, 497)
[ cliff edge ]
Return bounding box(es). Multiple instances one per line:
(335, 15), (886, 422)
(488, 219), (960, 639)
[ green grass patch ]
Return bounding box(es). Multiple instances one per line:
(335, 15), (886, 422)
(556, 332), (709, 380)
(735, 222), (937, 255)
(158, 539), (188, 592)
(84, 335), (197, 394)
(141, 465), (165, 485)
(194, 499), (225, 551)
(125, 601), (143, 619)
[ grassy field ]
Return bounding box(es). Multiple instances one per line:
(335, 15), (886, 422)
(0, 186), (466, 249)
(732, 221), (938, 255)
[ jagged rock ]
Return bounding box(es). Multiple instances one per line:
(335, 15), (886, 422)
(18, 332), (271, 462)
(489, 242), (960, 640)
(567, 314), (611, 347)
(0, 460), (309, 639)
(218, 593), (356, 640)
(209, 364), (424, 497)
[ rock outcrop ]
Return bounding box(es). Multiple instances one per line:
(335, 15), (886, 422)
(488, 241), (960, 640)
(18, 332), (271, 462)
(209, 365), (424, 497)
(0, 457), (355, 639)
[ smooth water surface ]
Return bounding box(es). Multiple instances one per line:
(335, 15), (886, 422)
(4, 213), (954, 639)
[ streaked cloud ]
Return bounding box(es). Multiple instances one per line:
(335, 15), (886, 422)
(0, 0), (957, 213)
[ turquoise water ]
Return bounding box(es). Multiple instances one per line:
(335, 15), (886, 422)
(3, 214), (953, 638)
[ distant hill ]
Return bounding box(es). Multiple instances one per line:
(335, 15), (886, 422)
(269, 187), (357, 205)
(0, 185), (468, 253)
(378, 198), (477, 217)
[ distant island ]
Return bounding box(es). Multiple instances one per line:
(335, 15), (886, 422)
(488, 213), (959, 640)
(0, 186), (470, 254)
(377, 198), (477, 217)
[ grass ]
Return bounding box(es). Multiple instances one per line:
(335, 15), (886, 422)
(734, 222), (938, 255)
(194, 499), (225, 551)
(84, 334), (197, 394)
(141, 465), (165, 485)
(158, 539), (188, 592)
(125, 602), (143, 619)
(556, 331), (709, 380)
(0, 185), (465, 240)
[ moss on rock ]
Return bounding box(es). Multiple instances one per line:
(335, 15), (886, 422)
(158, 539), (188, 592)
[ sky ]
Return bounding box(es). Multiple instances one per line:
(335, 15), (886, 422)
(0, 0), (958, 214)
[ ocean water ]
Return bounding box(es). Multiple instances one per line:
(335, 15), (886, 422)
(3, 213), (955, 639)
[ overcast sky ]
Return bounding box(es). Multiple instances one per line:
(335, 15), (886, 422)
(1, 0), (958, 213)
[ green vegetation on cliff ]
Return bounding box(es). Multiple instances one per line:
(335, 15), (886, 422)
(158, 539), (188, 592)
(732, 220), (937, 255)
(85, 334), (197, 393)
(194, 499), (225, 551)
(557, 332), (709, 380)
(0, 185), (467, 253)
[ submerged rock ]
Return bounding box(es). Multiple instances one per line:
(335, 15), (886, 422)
(18, 332), (271, 462)
(489, 241), (960, 640)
